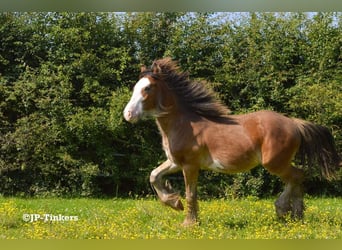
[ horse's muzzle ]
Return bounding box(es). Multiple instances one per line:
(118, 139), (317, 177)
(123, 108), (140, 123)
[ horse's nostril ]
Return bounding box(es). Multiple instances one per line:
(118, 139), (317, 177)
(123, 109), (132, 121)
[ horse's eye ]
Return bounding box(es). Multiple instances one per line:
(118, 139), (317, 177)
(144, 86), (151, 92)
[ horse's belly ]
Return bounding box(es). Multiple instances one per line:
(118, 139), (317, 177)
(207, 159), (229, 173)
(206, 151), (260, 174)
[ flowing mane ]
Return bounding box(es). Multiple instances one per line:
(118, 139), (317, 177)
(140, 58), (230, 120)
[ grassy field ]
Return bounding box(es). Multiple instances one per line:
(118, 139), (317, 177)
(0, 196), (341, 239)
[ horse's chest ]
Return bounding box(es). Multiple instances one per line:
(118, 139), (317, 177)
(162, 135), (200, 165)
(162, 137), (182, 163)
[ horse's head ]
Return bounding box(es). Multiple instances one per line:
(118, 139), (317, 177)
(124, 58), (184, 123)
(123, 74), (158, 123)
(124, 60), (175, 123)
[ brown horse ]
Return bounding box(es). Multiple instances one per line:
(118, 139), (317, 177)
(123, 58), (340, 226)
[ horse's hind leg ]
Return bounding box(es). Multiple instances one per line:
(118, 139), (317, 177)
(288, 167), (305, 219)
(276, 166), (305, 219)
(274, 184), (292, 218)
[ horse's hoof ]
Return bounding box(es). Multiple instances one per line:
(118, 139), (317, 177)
(162, 193), (184, 211)
(167, 198), (184, 211)
(182, 219), (199, 227)
(174, 199), (184, 211)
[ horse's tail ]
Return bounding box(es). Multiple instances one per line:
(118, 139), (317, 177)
(292, 118), (341, 180)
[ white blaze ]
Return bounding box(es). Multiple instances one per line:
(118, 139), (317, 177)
(123, 77), (151, 122)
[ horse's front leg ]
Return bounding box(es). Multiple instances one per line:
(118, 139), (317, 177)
(150, 159), (184, 211)
(182, 166), (200, 226)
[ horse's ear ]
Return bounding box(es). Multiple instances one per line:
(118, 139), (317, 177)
(140, 65), (147, 72)
(151, 61), (161, 74)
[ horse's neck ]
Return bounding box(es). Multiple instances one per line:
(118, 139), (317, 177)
(156, 115), (178, 137)
(156, 112), (195, 163)
(156, 110), (190, 135)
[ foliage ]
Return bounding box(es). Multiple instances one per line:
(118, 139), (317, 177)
(0, 197), (341, 239)
(0, 12), (341, 197)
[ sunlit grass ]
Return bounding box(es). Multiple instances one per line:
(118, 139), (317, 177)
(0, 197), (341, 239)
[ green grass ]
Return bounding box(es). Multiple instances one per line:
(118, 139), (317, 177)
(0, 196), (341, 239)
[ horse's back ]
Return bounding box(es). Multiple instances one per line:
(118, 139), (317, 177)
(235, 110), (299, 142)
